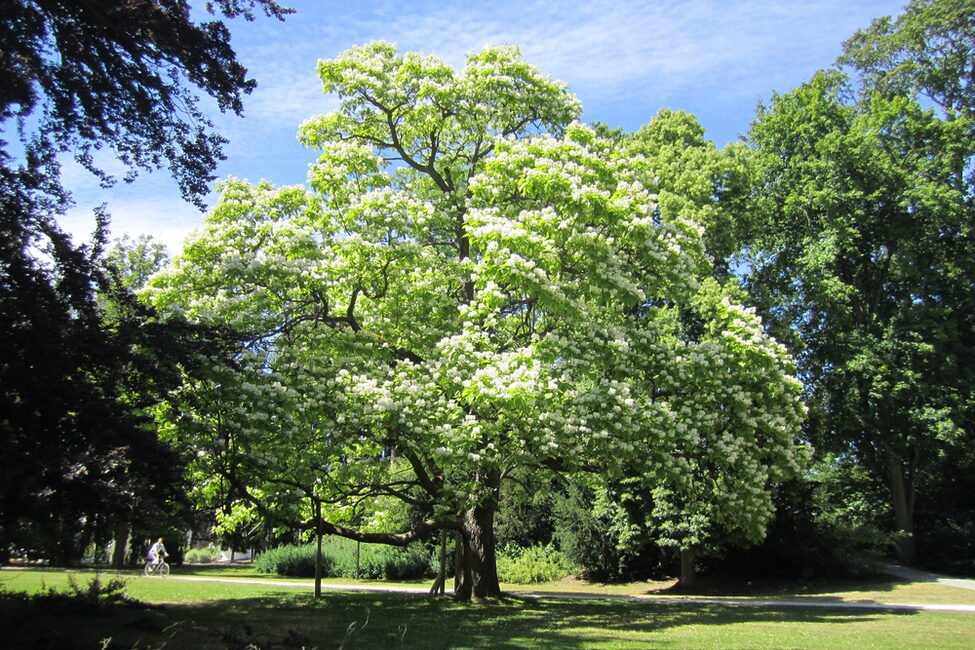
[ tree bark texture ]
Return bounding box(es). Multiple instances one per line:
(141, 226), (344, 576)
(454, 502), (502, 600)
(111, 523), (129, 569)
(886, 450), (917, 565)
(679, 548), (697, 588)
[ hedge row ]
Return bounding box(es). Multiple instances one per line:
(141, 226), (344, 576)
(256, 539), (577, 584)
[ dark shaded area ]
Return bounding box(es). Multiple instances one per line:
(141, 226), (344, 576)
(0, 0), (288, 566)
(648, 569), (910, 600)
(0, 585), (919, 650)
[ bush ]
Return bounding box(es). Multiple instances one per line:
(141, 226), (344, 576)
(552, 484), (651, 582)
(63, 574), (130, 608)
(184, 546), (222, 564)
(496, 544), (577, 584)
(427, 542), (454, 579)
(255, 543), (327, 577)
(709, 472), (892, 580)
(326, 537), (435, 580)
(255, 538), (434, 580)
(495, 482), (556, 549)
(15, 574), (134, 616)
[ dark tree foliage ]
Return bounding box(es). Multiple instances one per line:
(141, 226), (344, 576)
(1, 0), (292, 205)
(745, 68), (975, 567)
(0, 0), (288, 563)
(0, 202), (237, 562)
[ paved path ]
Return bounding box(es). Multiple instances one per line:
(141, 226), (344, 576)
(162, 575), (975, 614)
(880, 564), (975, 592)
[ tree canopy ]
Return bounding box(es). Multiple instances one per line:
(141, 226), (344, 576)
(147, 42), (808, 598)
(839, 0), (975, 121)
(743, 65), (975, 564)
(1, 0), (292, 205)
(9, 0), (973, 586)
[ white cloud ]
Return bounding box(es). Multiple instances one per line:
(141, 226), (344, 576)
(62, 183), (203, 256)
(53, 0), (907, 252)
(301, 0), (903, 107)
(236, 57), (339, 126)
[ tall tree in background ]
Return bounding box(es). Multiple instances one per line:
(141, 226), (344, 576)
(836, 0), (975, 568)
(0, 0), (290, 562)
(578, 110), (772, 584)
(839, 0), (975, 123)
(623, 108), (754, 277)
(744, 67), (974, 565)
(1, 0), (293, 206)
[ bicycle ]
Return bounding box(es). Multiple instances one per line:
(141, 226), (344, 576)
(143, 558), (170, 577)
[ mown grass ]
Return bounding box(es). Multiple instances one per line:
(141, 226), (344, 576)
(128, 562), (975, 605)
(1, 566), (973, 649)
(72, 562), (975, 605)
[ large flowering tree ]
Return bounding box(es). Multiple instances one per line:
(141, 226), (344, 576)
(147, 42), (807, 599)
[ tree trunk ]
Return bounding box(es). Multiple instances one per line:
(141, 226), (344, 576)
(679, 548), (697, 588)
(55, 522), (82, 567)
(886, 451), (917, 565)
(111, 523), (129, 569)
(453, 530), (463, 593)
(453, 502), (502, 600)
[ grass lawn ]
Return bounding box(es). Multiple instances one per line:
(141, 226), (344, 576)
(1, 566), (973, 649)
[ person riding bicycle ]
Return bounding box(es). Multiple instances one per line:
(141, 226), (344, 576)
(148, 538), (169, 567)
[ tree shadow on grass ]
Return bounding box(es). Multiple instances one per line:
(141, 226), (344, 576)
(0, 588), (915, 650)
(646, 571), (912, 600)
(186, 591), (921, 649)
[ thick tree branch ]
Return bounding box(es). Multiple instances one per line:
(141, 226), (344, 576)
(219, 468), (458, 547)
(311, 518), (459, 547)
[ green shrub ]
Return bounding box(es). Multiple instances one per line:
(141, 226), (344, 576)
(64, 574), (129, 607)
(496, 544), (577, 584)
(427, 544), (453, 579)
(255, 539), (433, 580)
(326, 537), (434, 580)
(20, 574), (134, 616)
(185, 546), (222, 564)
(255, 543), (328, 577)
(552, 484), (646, 581)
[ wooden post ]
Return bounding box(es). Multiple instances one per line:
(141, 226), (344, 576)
(439, 529), (447, 594)
(314, 501), (323, 599)
(453, 530), (464, 594)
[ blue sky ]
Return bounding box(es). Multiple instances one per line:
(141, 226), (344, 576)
(61, 0), (908, 254)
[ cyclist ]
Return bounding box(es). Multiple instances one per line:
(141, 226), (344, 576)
(148, 537), (169, 568)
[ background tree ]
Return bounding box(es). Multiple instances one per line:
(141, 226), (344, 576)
(0, 230), (208, 564)
(0, 0), (289, 563)
(104, 235), (170, 291)
(743, 68), (975, 566)
(839, 0), (975, 122)
(623, 108), (754, 276)
(1, 0), (292, 206)
(148, 43), (807, 598)
(837, 0), (975, 572)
